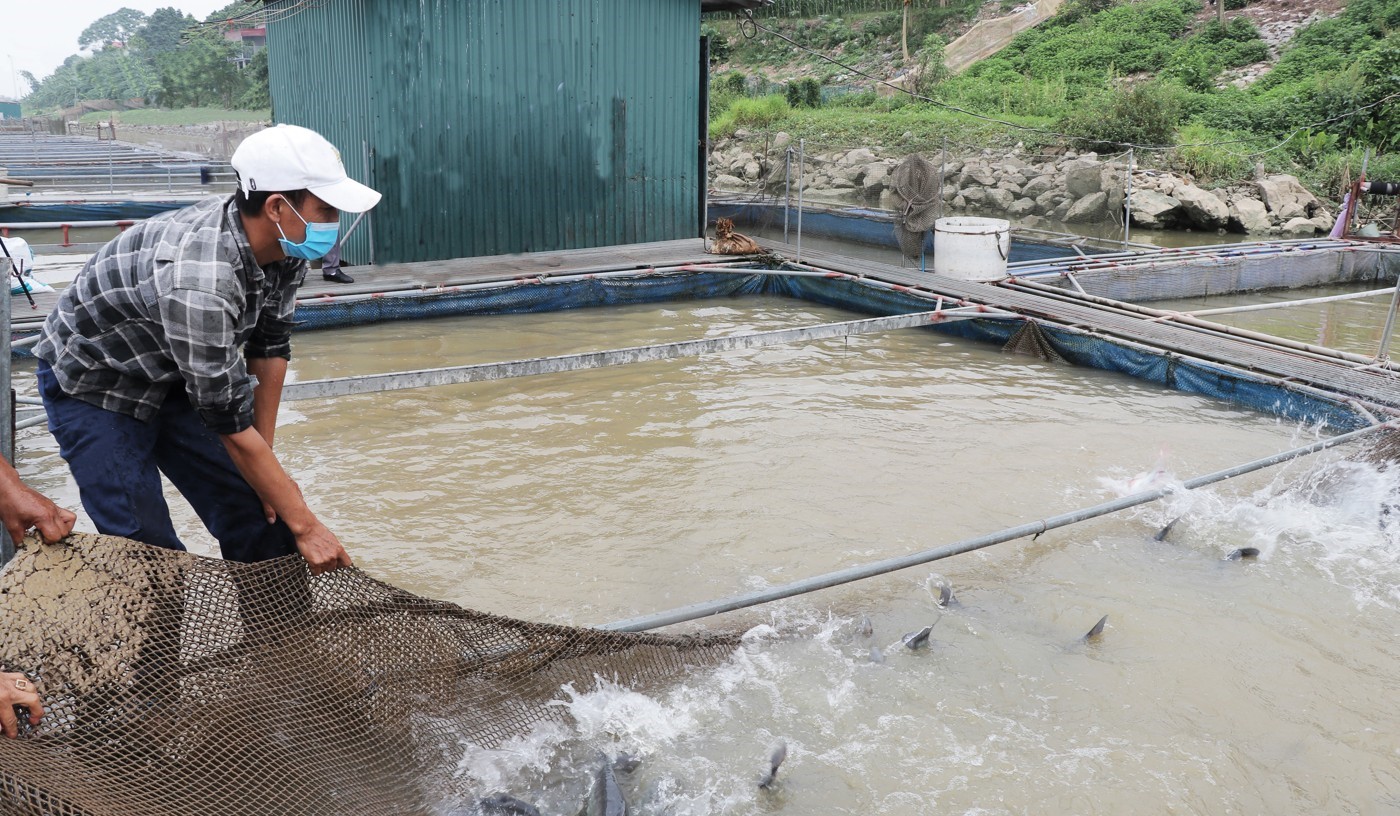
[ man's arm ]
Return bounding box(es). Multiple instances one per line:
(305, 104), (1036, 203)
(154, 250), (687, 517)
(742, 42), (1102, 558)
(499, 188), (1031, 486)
(220, 427), (351, 576)
(0, 461), (76, 545)
(248, 356), (287, 449)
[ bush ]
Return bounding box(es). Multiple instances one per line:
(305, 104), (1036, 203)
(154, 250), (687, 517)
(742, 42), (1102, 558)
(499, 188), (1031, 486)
(785, 77), (823, 109)
(709, 95), (791, 139)
(1059, 80), (1185, 151)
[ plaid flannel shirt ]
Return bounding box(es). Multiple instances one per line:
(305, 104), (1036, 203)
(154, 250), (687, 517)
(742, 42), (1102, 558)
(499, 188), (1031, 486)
(34, 196), (307, 435)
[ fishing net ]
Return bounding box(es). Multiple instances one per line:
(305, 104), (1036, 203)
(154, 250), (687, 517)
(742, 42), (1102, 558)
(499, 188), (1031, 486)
(890, 154), (942, 259)
(1002, 319), (1067, 364)
(0, 534), (739, 816)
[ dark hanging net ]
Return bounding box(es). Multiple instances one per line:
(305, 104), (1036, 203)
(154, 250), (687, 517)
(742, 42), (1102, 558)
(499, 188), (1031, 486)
(1001, 320), (1067, 364)
(0, 534), (739, 815)
(890, 154), (942, 260)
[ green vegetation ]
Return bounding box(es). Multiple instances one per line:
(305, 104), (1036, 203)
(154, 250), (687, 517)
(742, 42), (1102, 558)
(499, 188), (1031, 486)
(21, 2), (269, 114)
(77, 106), (269, 125)
(709, 0), (1400, 194)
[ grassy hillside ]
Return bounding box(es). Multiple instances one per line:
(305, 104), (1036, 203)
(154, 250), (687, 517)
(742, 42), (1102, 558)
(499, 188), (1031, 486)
(708, 0), (1400, 192)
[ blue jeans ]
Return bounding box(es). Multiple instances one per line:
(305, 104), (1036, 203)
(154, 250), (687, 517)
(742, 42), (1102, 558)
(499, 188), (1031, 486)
(37, 361), (297, 563)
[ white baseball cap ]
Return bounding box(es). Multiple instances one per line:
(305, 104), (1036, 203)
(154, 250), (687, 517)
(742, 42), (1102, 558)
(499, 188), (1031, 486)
(232, 124), (382, 213)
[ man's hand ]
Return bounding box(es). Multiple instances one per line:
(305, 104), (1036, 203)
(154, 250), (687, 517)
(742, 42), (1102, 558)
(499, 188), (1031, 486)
(0, 473), (76, 545)
(294, 520), (353, 576)
(0, 672), (44, 738)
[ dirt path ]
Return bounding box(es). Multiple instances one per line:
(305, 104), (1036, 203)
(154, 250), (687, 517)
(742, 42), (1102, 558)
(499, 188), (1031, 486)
(943, 0), (1066, 74)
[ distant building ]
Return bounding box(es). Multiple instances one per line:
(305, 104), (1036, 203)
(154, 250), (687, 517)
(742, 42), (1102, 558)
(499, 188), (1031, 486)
(265, 0), (768, 265)
(0, 99), (22, 121)
(225, 27), (267, 68)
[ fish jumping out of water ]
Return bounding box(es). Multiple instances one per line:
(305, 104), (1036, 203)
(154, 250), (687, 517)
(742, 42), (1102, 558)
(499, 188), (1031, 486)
(1225, 547), (1260, 561)
(579, 754), (628, 816)
(1153, 517), (1180, 542)
(902, 624), (934, 650)
(478, 793), (542, 816)
(758, 739), (788, 789)
(857, 615), (874, 638)
(936, 584), (955, 607)
(1082, 615), (1108, 642)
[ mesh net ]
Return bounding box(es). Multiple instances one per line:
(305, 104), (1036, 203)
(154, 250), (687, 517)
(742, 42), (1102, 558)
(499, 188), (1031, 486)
(0, 534), (738, 816)
(1001, 320), (1067, 364)
(890, 155), (941, 259)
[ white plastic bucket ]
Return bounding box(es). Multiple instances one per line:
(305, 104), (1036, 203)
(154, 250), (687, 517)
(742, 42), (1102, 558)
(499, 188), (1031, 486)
(933, 217), (1010, 281)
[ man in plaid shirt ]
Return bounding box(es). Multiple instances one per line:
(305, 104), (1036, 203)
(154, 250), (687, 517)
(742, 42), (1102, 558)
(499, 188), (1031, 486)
(34, 125), (380, 574)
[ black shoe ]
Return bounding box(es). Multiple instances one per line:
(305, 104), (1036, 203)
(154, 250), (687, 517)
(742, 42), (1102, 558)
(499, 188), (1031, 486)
(322, 269), (355, 284)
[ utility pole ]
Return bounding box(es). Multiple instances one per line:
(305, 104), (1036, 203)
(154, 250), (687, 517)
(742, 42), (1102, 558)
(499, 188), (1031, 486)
(903, 0), (912, 62)
(1217, 0), (1224, 25)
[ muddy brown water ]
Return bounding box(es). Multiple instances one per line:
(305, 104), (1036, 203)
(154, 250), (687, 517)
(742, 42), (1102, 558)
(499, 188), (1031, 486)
(10, 294), (1400, 814)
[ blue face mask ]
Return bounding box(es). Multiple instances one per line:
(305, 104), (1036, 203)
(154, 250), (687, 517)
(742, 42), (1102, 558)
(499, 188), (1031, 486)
(275, 199), (339, 261)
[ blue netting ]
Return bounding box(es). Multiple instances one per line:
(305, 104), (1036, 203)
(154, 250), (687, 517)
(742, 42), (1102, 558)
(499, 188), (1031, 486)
(293, 271), (773, 331)
(772, 273), (1368, 432)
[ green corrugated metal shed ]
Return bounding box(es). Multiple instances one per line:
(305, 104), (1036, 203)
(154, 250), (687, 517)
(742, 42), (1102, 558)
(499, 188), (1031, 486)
(265, 0), (707, 265)
(0, 101), (21, 121)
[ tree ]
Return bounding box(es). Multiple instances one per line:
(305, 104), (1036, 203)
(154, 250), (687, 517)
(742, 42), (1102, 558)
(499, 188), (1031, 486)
(78, 8), (149, 50)
(135, 7), (196, 56)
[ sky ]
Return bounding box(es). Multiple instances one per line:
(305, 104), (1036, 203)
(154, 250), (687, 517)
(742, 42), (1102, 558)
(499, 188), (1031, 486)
(3, 0), (235, 100)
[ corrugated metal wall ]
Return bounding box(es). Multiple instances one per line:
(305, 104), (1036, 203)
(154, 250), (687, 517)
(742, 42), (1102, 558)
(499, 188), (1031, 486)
(266, 0), (700, 265)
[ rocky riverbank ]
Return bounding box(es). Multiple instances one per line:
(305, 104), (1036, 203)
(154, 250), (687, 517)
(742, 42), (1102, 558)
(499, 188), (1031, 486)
(709, 132), (1336, 237)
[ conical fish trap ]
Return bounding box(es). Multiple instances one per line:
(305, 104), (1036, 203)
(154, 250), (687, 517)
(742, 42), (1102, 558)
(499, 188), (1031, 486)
(891, 155), (943, 257)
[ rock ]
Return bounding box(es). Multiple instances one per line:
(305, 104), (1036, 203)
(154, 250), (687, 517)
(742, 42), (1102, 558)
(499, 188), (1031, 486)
(996, 180), (1023, 197)
(943, 159), (965, 176)
(953, 194), (967, 209)
(1051, 200), (1074, 221)
(1021, 175), (1057, 199)
(1064, 191), (1107, 223)
(1064, 160), (1103, 198)
(1008, 197), (1038, 218)
(743, 161), (762, 181)
(843, 147), (876, 166)
(733, 128), (751, 140)
(941, 186), (958, 202)
(1282, 216), (1321, 236)
(986, 188), (1017, 211)
(1130, 190), (1181, 229)
(862, 164), (889, 197)
(1173, 185), (1230, 229)
(959, 164), (996, 188)
(1228, 197), (1270, 233)
(1255, 174), (1321, 215)
(772, 132), (791, 149)
(1035, 190), (1060, 212)
(1309, 215), (1335, 234)
(962, 187), (989, 206)
(831, 176), (856, 189)
(714, 174), (746, 189)
(1278, 201), (1307, 220)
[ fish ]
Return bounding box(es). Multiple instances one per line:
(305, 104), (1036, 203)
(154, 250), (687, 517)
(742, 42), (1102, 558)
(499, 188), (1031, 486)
(579, 755), (628, 816)
(758, 739), (788, 789)
(1082, 615), (1108, 642)
(902, 624), (934, 650)
(857, 615), (873, 638)
(1153, 517), (1180, 542)
(478, 793), (542, 816)
(936, 584), (954, 607)
(612, 753), (642, 775)
(1225, 547), (1260, 561)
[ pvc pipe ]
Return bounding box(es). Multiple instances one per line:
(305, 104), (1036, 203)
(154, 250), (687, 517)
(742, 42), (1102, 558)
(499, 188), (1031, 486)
(601, 421), (1393, 632)
(1005, 277), (1400, 373)
(1185, 286), (1398, 317)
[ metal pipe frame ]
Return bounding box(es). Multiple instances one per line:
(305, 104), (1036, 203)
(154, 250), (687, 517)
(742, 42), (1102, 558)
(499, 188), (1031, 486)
(601, 420), (1394, 632)
(280, 305), (1019, 403)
